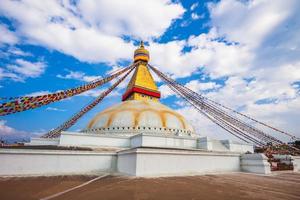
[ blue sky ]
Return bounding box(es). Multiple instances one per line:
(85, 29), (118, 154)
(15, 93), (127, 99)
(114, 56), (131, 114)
(0, 0), (300, 142)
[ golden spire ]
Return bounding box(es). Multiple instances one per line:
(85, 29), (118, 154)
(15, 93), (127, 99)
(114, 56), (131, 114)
(122, 42), (160, 101)
(134, 40), (149, 63)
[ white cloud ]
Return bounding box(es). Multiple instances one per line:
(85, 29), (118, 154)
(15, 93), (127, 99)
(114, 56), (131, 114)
(77, 0), (184, 39)
(0, 120), (35, 142)
(190, 3), (199, 11)
(148, 0), (299, 80)
(152, 0), (300, 141)
(149, 29), (252, 78)
(191, 13), (203, 20)
(243, 97), (300, 139)
(185, 80), (222, 92)
(7, 59), (46, 79)
(187, 70), (300, 140)
(177, 105), (237, 140)
(57, 70), (101, 82)
(7, 47), (32, 57)
(0, 67), (20, 81)
(180, 20), (191, 27)
(158, 84), (176, 99)
(46, 107), (66, 112)
(0, 24), (18, 45)
(79, 88), (120, 98)
(0, 120), (46, 143)
(105, 65), (124, 75)
(177, 91), (300, 141)
(82, 75), (102, 82)
(208, 0), (295, 48)
(0, 120), (20, 136)
(159, 80), (222, 99)
(1, 59), (47, 82)
(0, 0), (185, 63)
(57, 71), (83, 80)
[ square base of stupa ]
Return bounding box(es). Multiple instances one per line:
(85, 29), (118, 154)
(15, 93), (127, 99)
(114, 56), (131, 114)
(0, 132), (288, 177)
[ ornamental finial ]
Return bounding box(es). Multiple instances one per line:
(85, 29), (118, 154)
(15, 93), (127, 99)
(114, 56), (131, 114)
(134, 40), (149, 63)
(140, 40), (144, 48)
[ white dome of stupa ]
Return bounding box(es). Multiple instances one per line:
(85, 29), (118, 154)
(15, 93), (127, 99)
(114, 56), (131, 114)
(84, 100), (194, 136)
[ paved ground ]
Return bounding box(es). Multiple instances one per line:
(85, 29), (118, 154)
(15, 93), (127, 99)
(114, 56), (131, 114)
(0, 172), (299, 200)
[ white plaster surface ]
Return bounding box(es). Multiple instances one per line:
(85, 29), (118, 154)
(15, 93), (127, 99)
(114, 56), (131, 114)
(56, 132), (253, 154)
(59, 132), (130, 148)
(221, 140), (254, 153)
(1, 133), (258, 177)
(240, 153), (271, 174)
(0, 149), (116, 176)
(197, 136), (253, 153)
(293, 156), (300, 171)
(117, 152), (137, 176)
(117, 148), (241, 177)
(197, 137), (213, 150)
(0, 147), (280, 177)
(130, 134), (198, 149)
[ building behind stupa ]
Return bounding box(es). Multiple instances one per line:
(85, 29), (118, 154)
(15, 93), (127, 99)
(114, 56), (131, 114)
(0, 43), (277, 177)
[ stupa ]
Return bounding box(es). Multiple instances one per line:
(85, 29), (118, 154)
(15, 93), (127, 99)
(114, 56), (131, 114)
(83, 41), (194, 137)
(1, 42), (266, 177)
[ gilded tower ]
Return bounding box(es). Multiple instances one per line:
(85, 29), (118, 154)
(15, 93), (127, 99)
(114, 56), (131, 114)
(122, 41), (161, 101)
(87, 41), (194, 134)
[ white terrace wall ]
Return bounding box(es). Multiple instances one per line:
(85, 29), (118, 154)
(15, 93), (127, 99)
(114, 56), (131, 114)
(240, 153), (271, 174)
(0, 148), (272, 177)
(31, 132), (254, 155)
(0, 149), (116, 176)
(59, 132), (130, 148)
(293, 156), (300, 171)
(130, 134), (198, 149)
(117, 148), (241, 177)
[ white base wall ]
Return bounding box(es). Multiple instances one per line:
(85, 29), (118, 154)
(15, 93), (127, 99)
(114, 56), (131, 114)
(59, 132), (130, 148)
(293, 156), (300, 171)
(240, 154), (271, 174)
(2, 132), (264, 177)
(0, 147), (274, 177)
(117, 152), (137, 176)
(221, 140), (254, 153)
(118, 148), (241, 177)
(130, 134), (198, 149)
(197, 136), (254, 153)
(53, 132), (253, 154)
(0, 149), (116, 176)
